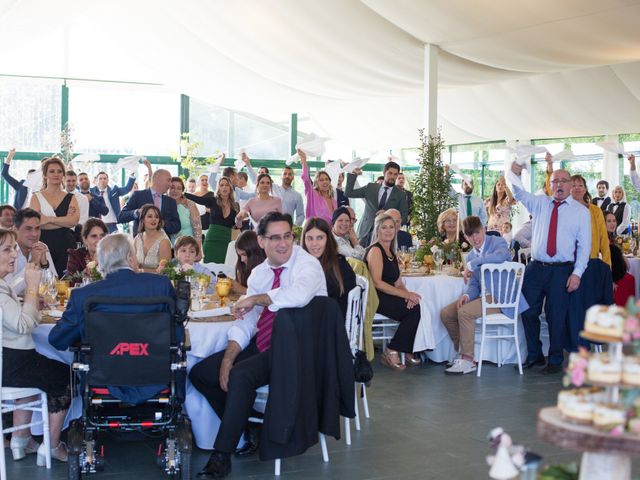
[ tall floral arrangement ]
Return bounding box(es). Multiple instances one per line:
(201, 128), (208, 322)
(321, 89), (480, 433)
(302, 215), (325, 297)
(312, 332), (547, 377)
(411, 129), (457, 241)
(172, 133), (221, 180)
(59, 122), (74, 164)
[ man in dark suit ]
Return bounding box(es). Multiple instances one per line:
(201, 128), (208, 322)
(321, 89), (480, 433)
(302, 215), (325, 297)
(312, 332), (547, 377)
(49, 233), (176, 403)
(2, 148), (34, 209)
(118, 168), (180, 236)
(591, 179), (611, 212)
(344, 160), (408, 247)
(396, 172), (413, 226)
(78, 172), (109, 219)
(90, 170), (136, 233)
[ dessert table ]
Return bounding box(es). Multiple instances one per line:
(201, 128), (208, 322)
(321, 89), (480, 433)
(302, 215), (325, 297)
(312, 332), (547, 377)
(401, 270), (528, 365)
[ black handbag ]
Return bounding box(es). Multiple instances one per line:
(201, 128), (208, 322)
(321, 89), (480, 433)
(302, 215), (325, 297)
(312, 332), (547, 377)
(353, 350), (373, 383)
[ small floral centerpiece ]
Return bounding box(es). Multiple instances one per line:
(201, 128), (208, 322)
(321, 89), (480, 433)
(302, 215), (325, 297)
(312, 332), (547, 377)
(66, 260), (102, 285)
(159, 258), (196, 282)
(85, 261), (102, 282)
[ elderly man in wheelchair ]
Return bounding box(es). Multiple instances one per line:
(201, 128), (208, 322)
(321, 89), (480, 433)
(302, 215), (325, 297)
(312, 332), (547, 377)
(49, 234), (192, 478)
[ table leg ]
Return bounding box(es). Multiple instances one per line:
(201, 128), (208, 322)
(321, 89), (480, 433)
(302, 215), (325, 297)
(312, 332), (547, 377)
(579, 451), (631, 480)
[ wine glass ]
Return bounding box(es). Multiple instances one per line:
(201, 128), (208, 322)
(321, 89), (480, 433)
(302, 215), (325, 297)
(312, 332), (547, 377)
(215, 278), (232, 307)
(433, 249), (444, 272)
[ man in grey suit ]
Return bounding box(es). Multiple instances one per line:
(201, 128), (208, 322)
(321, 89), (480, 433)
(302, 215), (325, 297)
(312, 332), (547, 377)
(345, 161), (408, 247)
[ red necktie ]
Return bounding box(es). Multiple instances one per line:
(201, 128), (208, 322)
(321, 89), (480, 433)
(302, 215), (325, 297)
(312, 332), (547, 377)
(255, 267), (284, 352)
(546, 200), (563, 257)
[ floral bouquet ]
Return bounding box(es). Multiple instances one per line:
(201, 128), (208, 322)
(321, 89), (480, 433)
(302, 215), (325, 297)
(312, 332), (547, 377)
(66, 260), (102, 285)
(159, 258), (196, 282)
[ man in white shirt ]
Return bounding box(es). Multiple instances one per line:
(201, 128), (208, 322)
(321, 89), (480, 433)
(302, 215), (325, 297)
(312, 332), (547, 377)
(6, 208), (57, 295)
(190, 211), (326, 479)
(271, 166), (305, 227)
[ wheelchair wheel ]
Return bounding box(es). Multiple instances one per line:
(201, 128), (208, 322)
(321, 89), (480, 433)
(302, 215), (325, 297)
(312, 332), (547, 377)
(179, 451), (191, 480)
(68, 453), (81, 480)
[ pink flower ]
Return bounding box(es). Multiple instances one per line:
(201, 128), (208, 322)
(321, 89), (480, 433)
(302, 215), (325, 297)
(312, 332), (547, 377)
(610, 425), (624, 437)
(625, 316), (639, 332)
(570, 368), (585, 387)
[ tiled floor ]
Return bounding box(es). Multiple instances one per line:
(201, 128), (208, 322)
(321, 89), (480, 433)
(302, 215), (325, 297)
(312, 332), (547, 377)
(5, 359), (580, 479)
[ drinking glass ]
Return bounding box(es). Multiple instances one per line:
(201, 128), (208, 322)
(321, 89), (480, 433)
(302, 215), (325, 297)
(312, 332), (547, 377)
(433, 249), (444, 272)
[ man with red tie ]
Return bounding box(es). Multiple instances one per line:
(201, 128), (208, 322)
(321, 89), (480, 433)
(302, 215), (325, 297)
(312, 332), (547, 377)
(189, 211), (326, 479)
(508, 161), (591, 374)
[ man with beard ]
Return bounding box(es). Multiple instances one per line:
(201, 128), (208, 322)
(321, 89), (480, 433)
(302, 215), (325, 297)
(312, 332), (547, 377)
(77, 172), (109, 219)
(345, 160), (408, 247)
(271, 166), (305, 226)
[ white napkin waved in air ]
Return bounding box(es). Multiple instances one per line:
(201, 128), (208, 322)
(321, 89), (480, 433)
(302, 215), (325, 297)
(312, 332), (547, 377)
(342, 157), (370, 174)
(233, 149), (247, 171)
(116, 155), (144, 172)
(552, 149), (575, 162)
(286, 133), (327, 165)
(324, 160), (343, 189)
(514, 145), (548, 166)
(203, 153), (225, 174)
(596, 141), (626, 155)
(24, 170), (43, 191)
(447, 163), (472, 183)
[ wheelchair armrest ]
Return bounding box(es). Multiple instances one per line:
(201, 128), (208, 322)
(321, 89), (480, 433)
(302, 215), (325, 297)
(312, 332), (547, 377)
(183, 329), (192, 352)
(68, 342), (82, 353)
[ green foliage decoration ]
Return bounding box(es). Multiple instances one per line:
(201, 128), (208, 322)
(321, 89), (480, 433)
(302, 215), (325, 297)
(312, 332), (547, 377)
(410, 129), (457, 241)
(172, 132), (221, 180)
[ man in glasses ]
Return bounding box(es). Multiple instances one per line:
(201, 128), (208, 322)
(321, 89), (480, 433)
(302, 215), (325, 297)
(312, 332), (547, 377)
(190, 211), (327, 479)
(508, 154), (591, 375)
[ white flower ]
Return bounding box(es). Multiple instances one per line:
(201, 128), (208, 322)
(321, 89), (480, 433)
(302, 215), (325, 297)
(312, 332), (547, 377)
(430, 245), (440, 254)
(180, 263), (193, 272)
(86, 261), (97, 270)
(461, 242), (469, 249)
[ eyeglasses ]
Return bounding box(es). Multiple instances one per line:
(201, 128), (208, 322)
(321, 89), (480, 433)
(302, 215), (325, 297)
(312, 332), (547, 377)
(550, 179), (571, 185)
(262, 232), (294, 243)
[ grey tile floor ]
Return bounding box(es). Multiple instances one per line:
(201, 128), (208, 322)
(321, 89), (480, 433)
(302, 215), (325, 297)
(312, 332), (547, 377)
(5, 359), (582, 479)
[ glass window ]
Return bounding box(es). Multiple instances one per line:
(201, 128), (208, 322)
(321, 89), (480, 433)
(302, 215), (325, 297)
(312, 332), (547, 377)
(233, 114), (288, 160)
(69, 83), (180, 156)
(0, 79), (61, 152)
(189, 98), (229, 156)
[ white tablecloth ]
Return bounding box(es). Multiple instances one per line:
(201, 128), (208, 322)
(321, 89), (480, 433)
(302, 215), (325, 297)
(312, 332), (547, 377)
(33, 320), (234, 450)
(402, 274), (528, 365)
(627, 257), (640, 298)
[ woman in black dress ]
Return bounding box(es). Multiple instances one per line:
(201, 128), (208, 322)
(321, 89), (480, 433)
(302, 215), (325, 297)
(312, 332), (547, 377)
(301, 217), (356, 317)
(30, 157), (79, 276)
(365, 213), (422, 371)
(185, 176), (239, 263)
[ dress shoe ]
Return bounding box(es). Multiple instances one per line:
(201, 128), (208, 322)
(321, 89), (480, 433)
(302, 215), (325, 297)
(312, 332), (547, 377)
(541, 364), (563, 375)
(235, 424), (260, 457)
(10, 435), (39, 461)
(37, 441), (68, 466)
(197, 451), (232, 479)
(518, 358), (546, 370)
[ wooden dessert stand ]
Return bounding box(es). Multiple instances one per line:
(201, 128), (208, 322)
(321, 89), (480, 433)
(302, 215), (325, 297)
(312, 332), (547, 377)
(538, 330), (637, 480)
(538, 407), (639, 480)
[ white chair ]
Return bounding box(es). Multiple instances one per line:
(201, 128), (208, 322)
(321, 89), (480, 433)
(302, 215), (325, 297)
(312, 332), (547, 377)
(354, 275), (372, 422)
(224, 240), (237, 270)
(343, 283), (370, 446)
(0, 308), (52, 477)
(518, 247), (531, 265)
(476, 262), (526, 377)
(248, 386), (328, 476)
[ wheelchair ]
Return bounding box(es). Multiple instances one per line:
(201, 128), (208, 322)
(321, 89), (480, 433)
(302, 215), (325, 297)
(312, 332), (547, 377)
(67, 294), (192, 479)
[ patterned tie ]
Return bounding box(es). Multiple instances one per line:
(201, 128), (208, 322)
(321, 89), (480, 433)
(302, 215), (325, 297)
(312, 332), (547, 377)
(255, 267), (284, 352)
(546, 200), (564, 257)
(153, 192), (161, 208)
(466, 195), (472, 217)
(378, 187), (389, 210)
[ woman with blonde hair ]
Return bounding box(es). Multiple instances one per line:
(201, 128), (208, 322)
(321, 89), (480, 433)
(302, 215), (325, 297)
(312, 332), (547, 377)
(365, 214), (422, 371)
(485, 175), (516, 232)
(299, 149), (337, 224)
(437, 208), (462, 244)
(186, 176), (239, 263)
(30, 157), (79, 276)
(608, 185), (631, 236)
(570, 175), (611, 267)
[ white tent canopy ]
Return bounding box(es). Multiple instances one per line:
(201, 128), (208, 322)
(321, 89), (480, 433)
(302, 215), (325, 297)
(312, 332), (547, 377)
(2, 0), (640, 148)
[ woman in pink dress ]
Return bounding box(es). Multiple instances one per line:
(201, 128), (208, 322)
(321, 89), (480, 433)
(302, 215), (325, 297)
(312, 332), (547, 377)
(235, 174), (282, 229)
(299, 149), (337, 224)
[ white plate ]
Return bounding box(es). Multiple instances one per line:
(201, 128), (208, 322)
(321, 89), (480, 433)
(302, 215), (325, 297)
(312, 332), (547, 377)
(45, 309), (63, 318)
(189, 306), (231, 318)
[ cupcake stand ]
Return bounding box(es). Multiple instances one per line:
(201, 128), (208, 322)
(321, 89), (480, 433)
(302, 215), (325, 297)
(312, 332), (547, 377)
(537, 332), (637, 480)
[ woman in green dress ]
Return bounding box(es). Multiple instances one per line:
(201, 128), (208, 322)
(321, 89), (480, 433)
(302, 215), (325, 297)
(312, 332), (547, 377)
(169, 177), (203, 254)
(185, 176), (238, 263)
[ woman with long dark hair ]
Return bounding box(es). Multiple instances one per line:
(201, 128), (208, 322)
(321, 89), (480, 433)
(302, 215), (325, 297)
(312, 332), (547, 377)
(485, 175), (516, 232)
(302, 217), (356, 317)
(235, 173), (282, 230)
(186, 176), (239, 263)
(233, 231), (266, 294)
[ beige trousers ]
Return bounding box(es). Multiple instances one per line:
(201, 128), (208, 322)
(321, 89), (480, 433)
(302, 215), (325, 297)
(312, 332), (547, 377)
(440, 297), (499, 359)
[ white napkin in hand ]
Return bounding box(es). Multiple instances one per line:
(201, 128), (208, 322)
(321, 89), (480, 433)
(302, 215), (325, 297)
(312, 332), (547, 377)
(233, 149), (247, 171)
(342, 157), (370, 173)
(448, 163), (472, 183)
(324, 160), (343, 188)
(287, 133), (327, 165)
(514, 145), (548, 167)
(552, 149), (575, 161)
(116, 155), (144, 172)
(204, 153), (225, 174)
(24, 170), (43, 191)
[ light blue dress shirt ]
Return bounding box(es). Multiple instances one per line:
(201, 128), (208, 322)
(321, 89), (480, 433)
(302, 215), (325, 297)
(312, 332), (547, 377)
(271, 184), (305, 226)
(454, 191), (488, 226)
(510, 174), (591, 278)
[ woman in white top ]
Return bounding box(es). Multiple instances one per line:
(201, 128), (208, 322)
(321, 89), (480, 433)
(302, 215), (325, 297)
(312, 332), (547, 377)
(133, 204), (171, 272)
(0, 228), (70, 465)
(29, 157), (79, 277)
(331, 206), (365, 260)
(608, 185), (631, 236)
